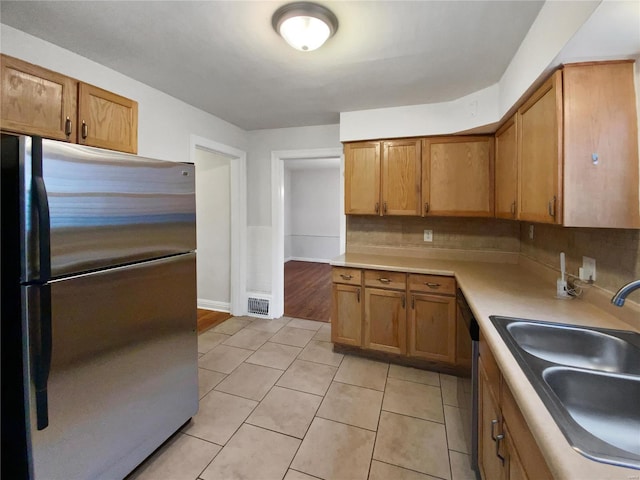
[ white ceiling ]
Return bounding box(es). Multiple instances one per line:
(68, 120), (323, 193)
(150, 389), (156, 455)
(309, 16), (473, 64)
(0, 1), (544, 131)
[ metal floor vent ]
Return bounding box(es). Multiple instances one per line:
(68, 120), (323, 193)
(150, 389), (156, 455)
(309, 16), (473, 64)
(248, 297), (269, 316)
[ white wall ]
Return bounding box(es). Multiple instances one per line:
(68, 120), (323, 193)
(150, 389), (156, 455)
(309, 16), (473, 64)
(288, 167), (341, 262)
(283, 168), (293, 261)
(246, 124), (341, 293)
(195, 149), (231, 310)
(0, 25), (248, 161)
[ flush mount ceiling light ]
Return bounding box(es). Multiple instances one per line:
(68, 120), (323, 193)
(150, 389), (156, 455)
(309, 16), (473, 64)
(272, 2), (338, 52)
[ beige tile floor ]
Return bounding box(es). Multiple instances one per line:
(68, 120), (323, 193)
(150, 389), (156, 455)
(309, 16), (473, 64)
(128, 316), (476, 480)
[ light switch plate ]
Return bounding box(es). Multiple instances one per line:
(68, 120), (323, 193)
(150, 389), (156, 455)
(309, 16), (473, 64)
(423, 230), (433, 242)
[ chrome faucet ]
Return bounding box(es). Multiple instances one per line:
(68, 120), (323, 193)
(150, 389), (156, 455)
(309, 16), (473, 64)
(611, 279), (640, 306)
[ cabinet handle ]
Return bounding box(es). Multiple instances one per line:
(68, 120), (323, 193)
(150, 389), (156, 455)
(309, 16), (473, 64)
(81, 121), (88, 139)
(375, 202), (380, 214)
(425, 282), (441, 288)
(548, 196), (556, 219)
(495, 433), (506, 465)
(401, 295), (405, 308)
(356, 288), (360, 303)
(378, 278), (391, 284)
(490, 419), (500, 441)
(510, 201), (516, 217)
(383, 201), (388, 214)
(424, 202), (430, 214)
(64, 117), (72, 137)
(340, 274), (352, 280)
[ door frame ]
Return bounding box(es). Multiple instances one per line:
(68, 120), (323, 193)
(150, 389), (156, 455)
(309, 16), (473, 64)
(190, 135), (247, 316)
(270, 147), (344, 319)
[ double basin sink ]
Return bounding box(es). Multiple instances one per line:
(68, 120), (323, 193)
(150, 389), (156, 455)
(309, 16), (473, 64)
(490, 316), (640, 470)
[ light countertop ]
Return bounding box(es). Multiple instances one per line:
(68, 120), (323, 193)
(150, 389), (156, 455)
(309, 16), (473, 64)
(331, 253), (639, 480)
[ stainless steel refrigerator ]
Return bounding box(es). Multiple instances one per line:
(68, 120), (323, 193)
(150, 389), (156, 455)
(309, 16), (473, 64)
(1, 135), (198, 479)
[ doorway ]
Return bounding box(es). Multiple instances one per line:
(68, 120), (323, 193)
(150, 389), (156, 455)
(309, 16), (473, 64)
(190, 135), (247, 317)
(271, 148), (344, 319)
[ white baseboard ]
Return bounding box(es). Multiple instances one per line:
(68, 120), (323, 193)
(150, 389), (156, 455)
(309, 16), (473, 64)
(284, 256), (293, 262)
(287, 256), (332, 264)
(197, 299), (231, 312)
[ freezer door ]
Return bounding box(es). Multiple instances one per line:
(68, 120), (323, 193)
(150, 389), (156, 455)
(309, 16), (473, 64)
(21, 137), (195, 280)
(23, 253), (198, 480)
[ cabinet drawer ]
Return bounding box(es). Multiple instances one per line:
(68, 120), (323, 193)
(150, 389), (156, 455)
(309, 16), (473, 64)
(332, 267), (362, 285)
(408, 273), (455, 295)
(479, 331), (500, 400)
(364, 270), (406, 290)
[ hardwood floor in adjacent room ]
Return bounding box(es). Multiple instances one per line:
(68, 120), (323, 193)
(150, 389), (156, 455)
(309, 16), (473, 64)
(284, 261), (331, 323)
(197, 309), (233, 333)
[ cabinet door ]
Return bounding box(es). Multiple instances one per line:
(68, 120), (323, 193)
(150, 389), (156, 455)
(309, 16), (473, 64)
(381, 139), (421, 216)
(1, 54), (77, 141)
(344, 141), (381, 215)
(503, 423), (528, 480)
(364, 287), (406, 354)
(563, 61), (640, 228)
(78, 83), (138, 154)
(422, 136), (494, 217)
(408, 293), (456, 364)
(479, 359), (505, 480)
(518, 70), (562, 224)
(331, 283), (362, 346)
(495, 115), (518, 220)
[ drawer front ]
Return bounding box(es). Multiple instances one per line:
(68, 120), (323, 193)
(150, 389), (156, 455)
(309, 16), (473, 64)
(479, 331), (501, 400)
(332, 267), (362, 285)
(364, 270), (406, 290)
(408, 274), (456, 295)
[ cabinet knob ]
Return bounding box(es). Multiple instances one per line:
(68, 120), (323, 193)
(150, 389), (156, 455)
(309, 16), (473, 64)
(490, 419), (500, 441)
(495, 434), (506, 465)
(356, 288), (360, 303)
(510, 201), (516, 217)
(424, 202), (430, 214)
(64, 117), (72, 137)
(378, 278), (391, 284)
(81, 121), (88, 140)
(425, 282), (441, 288)
(548, 196), (556, 219)
(375, 202), (380, 214)
(340, 274), (352, 280)
(383, 201), (388, 214)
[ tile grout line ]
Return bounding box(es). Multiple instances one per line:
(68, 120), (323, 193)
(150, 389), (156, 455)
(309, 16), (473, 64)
(373, 458), (450, 480)
(439, 373), (455, 480)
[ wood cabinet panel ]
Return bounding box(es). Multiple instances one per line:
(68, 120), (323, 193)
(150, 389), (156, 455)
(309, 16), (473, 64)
(344, 141), (381, 215)
(407, 273), (456, 296)
(1, 54), (77, 141)
(364, 269), (406, 290)
(495, 115), (518, 219)
(331, 267), (362, 286)
(364, 287), (406, 354)
(78, 83), (138, 153)
(408, 293), (455, 363)
(331, 283), (363, 347)
(479, 358), (505, 480)
(518, 70), (562, 224)
(422, 136), (494, 217)
(381, 139), (421, 215)
(563, 61), (640, 228)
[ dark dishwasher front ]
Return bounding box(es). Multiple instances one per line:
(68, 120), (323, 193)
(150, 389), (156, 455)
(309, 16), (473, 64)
(456, 288), (480, 478)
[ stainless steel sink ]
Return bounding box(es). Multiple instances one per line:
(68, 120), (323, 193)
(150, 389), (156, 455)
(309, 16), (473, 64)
(506, 322), (640, 375)
(490, 316), (640, 470)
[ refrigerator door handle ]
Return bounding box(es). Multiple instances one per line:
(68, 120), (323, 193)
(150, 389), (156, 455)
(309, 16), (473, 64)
(31, 137), (51, 282)
(32, 283), (52, 430)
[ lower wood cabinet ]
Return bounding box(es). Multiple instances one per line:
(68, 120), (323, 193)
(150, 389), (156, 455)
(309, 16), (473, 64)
(364, 287), (406, 354)
(478, 333), (553, 480)
(331, 283), (362, 346)
(408, 292), (456, 363)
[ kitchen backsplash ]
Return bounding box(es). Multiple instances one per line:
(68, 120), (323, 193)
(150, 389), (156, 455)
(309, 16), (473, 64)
(346, 216), (520, 252)
(519, 223), (640, 296)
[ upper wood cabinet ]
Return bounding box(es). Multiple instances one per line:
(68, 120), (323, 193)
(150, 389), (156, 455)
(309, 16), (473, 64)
(515, 61), (639, 228)
(1, 54), (77, 141)
(381, 139), (421, 215)
(518, 70), (563, 224)
(1, 54), (138, 154)
(422, 136), (494, 217)
(78, 83), (138, 154)
(344, 139), (421, 216)
(344, 141), (381, 215)
(495, 115), (518, 220)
